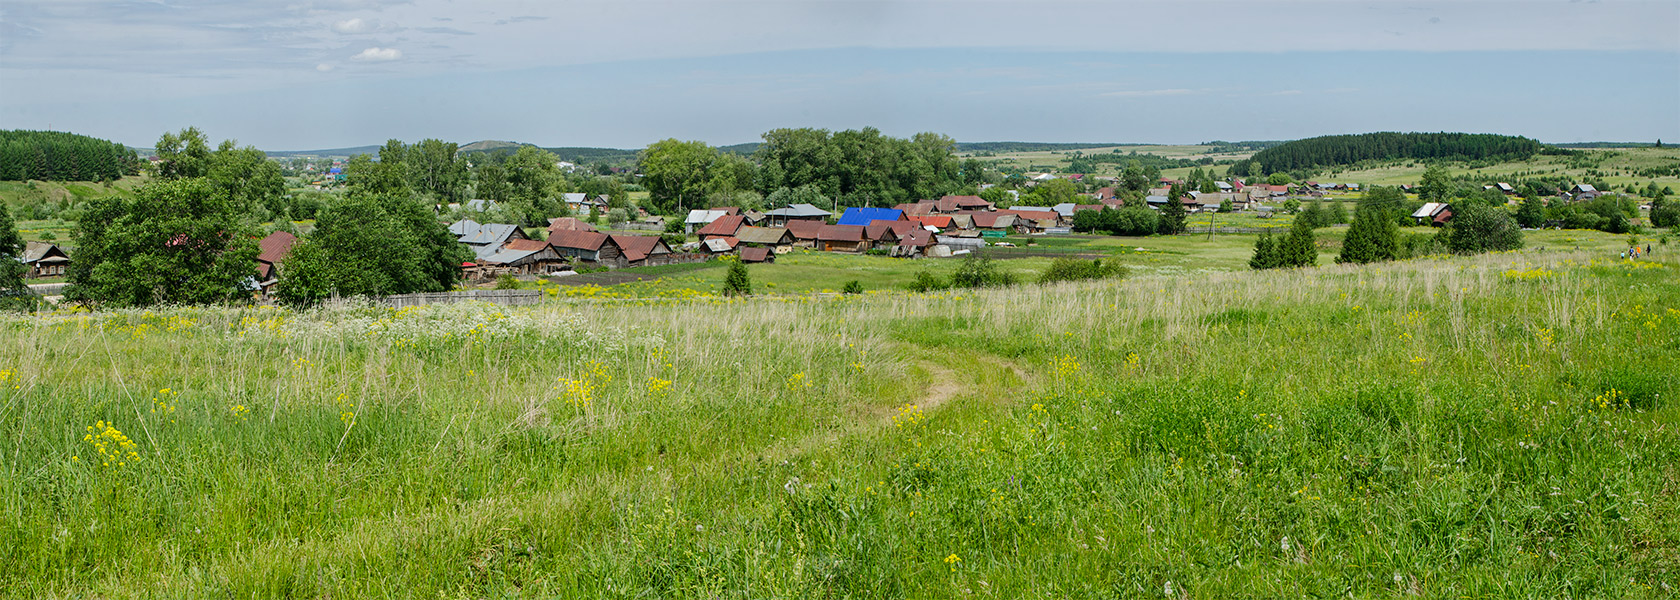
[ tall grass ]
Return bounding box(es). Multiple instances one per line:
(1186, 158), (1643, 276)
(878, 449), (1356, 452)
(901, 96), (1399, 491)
(1, 251), (1675, 597)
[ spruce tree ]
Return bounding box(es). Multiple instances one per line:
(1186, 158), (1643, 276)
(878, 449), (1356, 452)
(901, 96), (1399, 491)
(722, 260), (752, 296)
(1248, 231), (1280, 270)
(1329, 200), (1349, 224)
(1158, 193), (1187, 235)
(1280, 218), (1318, 267)
(1338, 204), (1399, 264)
(1300, 199), (1326, 228)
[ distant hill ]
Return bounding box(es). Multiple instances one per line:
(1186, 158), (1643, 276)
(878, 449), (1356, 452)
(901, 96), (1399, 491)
(265, 145), (382, 158)
(458, 140), (526, 154)
(1229, 132), (1549, 176)
(956, 142), (1137, 153)
(1551, 142), (1657, 149)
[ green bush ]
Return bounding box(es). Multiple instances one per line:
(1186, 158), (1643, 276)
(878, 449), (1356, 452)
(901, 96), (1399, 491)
(1038, 258), (1128, 284)
(494, 274), (521, 290)
(905, 270), (946, 292)
(841, 280), (864, 294)
(949, 254), (1015, 288)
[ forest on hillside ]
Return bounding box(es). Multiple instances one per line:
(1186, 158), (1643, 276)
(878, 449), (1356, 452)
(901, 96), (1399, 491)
(1229, 132), (1549, 176)
(0, 130), (139, 182)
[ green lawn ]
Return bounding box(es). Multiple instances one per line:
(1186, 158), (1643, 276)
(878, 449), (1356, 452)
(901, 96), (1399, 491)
(5, 247), (1676, 597)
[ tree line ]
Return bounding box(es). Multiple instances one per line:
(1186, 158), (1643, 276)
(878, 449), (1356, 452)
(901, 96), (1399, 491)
(0, 130), (140, 182)
(639, 127), (983, 214)
(1229, 133), (1547, 176)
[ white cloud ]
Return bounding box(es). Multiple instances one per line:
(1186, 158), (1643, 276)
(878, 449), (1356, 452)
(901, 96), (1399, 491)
(1101, 89), (1196, 98)
(316, 63), (334, 72)
(351, 47), (402, 61)
(333, 18), (370, 34)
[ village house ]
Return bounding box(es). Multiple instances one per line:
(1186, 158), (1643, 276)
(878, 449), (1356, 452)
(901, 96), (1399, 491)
(816, 224), (870, 253)
(546, 217), (597, 235)
(896, 229), (937, 258)
(864, 220), (910, 245)
(563, 193), (610, 214)
(930, 195), (995, 213)
(610, 234), (674, 268)
(479, 238), (566, 276)
(908, 214), (954, 231)
(21, 241), (71, 279)
(837, 207), (906, 227)
(697, 214), (747, 240)
(452, 220), (528, 260)
(784, 219), (824, 248)
(735, 226), (795, 251)
(1411, 202), (1453, 226)
(763, 203), (832, 226)
(253, 231), (298, 294)
(547, 229), (625, 267)
(684, 209), (730, 234)
(999, 209), (1060, 232)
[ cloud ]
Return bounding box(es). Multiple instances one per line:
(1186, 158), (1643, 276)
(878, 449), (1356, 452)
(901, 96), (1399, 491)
(333, 18), (371, 34)
(493, 16), (547, 25)
(1265, 90), (1303, 96)
(417, 26), (473, 35)
(351, 47), (402, 61)
(1100, 88), (1196, 98)
(316, 63), (334, 72)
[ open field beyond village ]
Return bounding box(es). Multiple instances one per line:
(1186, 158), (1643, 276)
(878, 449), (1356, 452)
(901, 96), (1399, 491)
(3, 244), (1677, 598)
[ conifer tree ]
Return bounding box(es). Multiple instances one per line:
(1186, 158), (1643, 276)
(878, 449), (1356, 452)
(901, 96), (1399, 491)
(1248, 230), (1280, 270)
(1279, 218), (1318, 267)
(1328, 200), (1349, 224)
(1337, 204), (1399, 264)
(722, 260), (752, 296)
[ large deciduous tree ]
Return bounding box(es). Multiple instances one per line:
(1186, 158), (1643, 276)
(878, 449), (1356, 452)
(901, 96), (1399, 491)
(640, 139), (721, 214)
(154, 127), (213, 180)
(65, 178), (259, 307)
(271, 192), (470, 308)
(1441, 202), (1524, 254)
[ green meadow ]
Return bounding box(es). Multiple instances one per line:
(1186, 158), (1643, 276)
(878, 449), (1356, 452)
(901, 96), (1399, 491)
(2, 237), (1677, 597)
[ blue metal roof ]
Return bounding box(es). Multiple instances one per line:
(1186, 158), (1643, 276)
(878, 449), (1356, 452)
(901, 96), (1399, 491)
(837, 207), (903, 226)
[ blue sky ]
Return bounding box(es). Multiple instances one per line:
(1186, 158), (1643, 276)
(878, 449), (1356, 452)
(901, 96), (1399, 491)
(2, 1), (1676, 150)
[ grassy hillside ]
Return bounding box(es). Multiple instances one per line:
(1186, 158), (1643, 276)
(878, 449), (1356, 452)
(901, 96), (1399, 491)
(3, 244), (1676, 597)
(0, 176), (147, 208)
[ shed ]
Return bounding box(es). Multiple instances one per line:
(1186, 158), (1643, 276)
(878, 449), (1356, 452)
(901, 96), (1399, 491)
(253, 231), (299, 290)
(547, 217), (598, 234)
(739, 246), (774, 263)
(701, 237), (738, 254)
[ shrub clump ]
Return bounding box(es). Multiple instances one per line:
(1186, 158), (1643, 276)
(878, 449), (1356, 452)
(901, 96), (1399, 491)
(721, 261), (752, 296)
(1038, 257), (1128, 284)
(948, 255), (1016, 288)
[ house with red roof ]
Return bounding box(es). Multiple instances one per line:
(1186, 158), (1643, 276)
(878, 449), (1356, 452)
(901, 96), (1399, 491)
(547, 229), (625, 267)
(697, 214), (746, 240)
(610, 234), (673, 268)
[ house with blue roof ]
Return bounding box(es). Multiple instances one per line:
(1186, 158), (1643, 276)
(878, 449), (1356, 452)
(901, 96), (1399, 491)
(836, 207), (906, 227)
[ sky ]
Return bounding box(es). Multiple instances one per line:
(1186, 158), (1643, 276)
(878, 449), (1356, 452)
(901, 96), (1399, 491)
(2, 0), (1677, 151)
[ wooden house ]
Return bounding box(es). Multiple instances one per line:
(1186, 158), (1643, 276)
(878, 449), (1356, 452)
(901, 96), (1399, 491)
(253, 231), (298, 293)
(817, 224), (870, 253)
(547, 217), (598, 235)
(785, 219), (824, 248)
(547, 229), (625, 267)
(763, 203), (832, 226)
(697, 214), (747, 240)
(481, 239), (567, 275)
(735, 226), (795, 251)
(21, 241), (70, 279)
(610, 234), (674, 268)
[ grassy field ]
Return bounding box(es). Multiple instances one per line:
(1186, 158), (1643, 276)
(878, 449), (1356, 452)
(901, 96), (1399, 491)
(0, 176), (148, 208)
(4, 232), (1676, 597)
(535, 228), (1642, 299)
